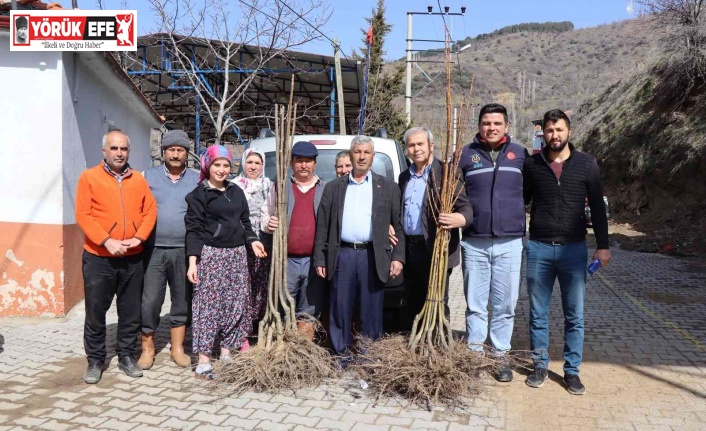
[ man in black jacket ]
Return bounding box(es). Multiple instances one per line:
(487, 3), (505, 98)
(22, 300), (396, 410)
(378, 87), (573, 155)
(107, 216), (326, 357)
(313, 135), (405, 366)
(394, 127), (473, 323)
(523, 109), (611, 395)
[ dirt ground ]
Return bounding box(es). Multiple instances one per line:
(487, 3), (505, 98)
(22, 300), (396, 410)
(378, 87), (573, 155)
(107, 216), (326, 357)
(607, 218), (706, 262)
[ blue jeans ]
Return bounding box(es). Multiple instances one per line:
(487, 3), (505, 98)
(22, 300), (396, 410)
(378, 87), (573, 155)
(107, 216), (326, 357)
(461, 236), (523, 354)
(526, 240), (587, 375)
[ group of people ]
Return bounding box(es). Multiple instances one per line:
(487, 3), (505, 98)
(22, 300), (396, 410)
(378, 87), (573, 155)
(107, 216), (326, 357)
(75, 103), (610, 395)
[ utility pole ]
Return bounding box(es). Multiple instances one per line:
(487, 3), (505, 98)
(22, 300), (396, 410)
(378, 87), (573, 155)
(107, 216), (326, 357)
(333, 38), (346, 134)
(405, 13), (413, 125)
(405, 6), (466, 125)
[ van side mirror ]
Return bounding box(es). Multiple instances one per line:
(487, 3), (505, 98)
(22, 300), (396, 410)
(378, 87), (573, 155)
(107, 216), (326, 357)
(375, 128), (388, 139)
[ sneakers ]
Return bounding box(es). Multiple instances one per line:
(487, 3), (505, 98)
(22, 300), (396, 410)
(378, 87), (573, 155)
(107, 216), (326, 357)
(564, 374), (586, 395)
(195, 363), (216, 380)
(525, 367), (548, 388)
(118, 356), (144, 378)
(83, 360), (103, 384)
(494, 362), (513, 383)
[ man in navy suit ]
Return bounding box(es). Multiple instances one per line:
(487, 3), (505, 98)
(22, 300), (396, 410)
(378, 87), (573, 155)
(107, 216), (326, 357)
(313, 135), (405, 366)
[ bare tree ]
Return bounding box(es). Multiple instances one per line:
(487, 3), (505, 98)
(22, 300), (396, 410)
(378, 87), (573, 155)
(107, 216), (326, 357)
(635, 0), (706, 106)
(636, 0), (706, 50)
(146, 0), (330, 144)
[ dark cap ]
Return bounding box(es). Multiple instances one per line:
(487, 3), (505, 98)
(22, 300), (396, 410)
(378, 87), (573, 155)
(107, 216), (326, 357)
(291, 141), (318, 158)
(16, 16), (28, 29)
(161, 130), (191, 151)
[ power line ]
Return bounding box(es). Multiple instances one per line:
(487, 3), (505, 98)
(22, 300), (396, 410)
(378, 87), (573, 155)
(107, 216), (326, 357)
(275, 0), (358, 63)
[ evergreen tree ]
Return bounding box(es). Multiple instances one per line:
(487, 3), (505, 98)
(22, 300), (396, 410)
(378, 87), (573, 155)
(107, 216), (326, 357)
(357, 0), (407, 140)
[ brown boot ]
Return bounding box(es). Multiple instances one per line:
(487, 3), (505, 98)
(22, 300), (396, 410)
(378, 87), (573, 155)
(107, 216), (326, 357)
(137, 332), (155, 370)
(297, 320), (315, 342)
(170, 326), (191, 368)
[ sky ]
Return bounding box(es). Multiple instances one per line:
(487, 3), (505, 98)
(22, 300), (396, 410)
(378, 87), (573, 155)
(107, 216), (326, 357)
(91, 0), (637, 61)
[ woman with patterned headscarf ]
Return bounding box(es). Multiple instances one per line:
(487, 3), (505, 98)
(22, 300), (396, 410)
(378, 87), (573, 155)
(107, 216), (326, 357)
(232, 148), (272, 340)
(185, 145), (267, 379)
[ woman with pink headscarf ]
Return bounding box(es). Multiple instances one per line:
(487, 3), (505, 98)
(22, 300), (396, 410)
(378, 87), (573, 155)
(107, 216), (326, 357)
(232, 148), (272, 339)
(185, 145), (266, 379)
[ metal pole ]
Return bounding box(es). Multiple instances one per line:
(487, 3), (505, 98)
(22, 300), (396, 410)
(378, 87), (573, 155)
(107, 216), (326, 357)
(329, 66), (335, 134)
(405, 13), (413, 125)
(334, 38), (347, 134)
(195, 93), (201, 155)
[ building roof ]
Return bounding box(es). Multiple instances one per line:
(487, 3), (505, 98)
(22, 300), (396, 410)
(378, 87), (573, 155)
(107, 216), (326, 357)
(0, 0), (65, 28)
(127, 33), (364, 143)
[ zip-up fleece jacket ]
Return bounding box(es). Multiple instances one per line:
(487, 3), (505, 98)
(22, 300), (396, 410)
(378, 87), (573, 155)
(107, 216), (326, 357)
(458, 134), (528, 238)
(185, 180), (259, 258)
(523, 143), (609, 249)
(75, 163), (157, 257)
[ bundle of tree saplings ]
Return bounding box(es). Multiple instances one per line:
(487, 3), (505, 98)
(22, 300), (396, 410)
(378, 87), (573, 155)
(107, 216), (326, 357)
(211, 77), (339, 396)
(350, 35), (497, 411)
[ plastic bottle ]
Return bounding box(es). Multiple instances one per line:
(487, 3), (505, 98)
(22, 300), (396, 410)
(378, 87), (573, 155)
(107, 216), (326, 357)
(586, 258), (602, 276)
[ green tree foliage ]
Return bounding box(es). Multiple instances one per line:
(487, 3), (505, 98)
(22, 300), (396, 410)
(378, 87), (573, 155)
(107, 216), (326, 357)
(357, 0), (408, 140)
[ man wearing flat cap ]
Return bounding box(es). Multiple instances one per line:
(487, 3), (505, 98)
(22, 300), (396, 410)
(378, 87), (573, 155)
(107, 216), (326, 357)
(15, 16), (28, 44)
(138, 130), (199, 370)
(263, 141), (327, 339)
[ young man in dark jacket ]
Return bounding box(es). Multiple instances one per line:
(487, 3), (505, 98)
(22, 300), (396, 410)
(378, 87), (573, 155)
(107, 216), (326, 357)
(458, 104), (528, 382)
(523, 109), (611, 395)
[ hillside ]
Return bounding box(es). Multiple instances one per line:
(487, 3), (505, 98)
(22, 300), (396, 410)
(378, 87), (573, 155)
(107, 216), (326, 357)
(398, 18), (664, 143)
(573, 58), (706, 257)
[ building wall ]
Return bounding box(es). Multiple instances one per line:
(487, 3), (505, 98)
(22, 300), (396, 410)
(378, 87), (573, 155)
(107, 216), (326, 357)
(0, 33), (68, 316)
(0, 33), (160, 317)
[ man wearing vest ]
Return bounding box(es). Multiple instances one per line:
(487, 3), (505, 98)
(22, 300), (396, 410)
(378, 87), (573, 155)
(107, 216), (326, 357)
(523, 109), (611, 395)
(263, 141), (327, 339)
(459, 103), (528, 383)
(75, 130), (157, 384)
(138, 130), (199, 370)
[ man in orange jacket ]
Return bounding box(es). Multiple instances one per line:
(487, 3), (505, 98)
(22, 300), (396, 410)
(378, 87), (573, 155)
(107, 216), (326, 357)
(75, 130), (157, 384)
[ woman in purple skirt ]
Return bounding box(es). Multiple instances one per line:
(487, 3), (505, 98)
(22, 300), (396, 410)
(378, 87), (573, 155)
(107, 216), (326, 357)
(231, 148), (272, 342)
(185, 145), (266, 379)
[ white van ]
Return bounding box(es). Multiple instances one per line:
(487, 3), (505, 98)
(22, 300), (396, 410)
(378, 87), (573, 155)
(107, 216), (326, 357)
(243, 133), (409, 183)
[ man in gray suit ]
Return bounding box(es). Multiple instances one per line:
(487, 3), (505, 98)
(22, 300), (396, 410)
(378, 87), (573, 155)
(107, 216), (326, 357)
(313, 135), (405, 366)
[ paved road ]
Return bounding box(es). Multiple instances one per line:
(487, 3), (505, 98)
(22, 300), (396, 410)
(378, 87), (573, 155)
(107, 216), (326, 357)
(1, 243), (705, 430)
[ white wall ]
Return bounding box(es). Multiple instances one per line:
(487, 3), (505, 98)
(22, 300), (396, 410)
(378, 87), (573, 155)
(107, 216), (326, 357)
(62, 51), (160, 224)
(0, 32), (160, 227)
(0, 33), (64, 225)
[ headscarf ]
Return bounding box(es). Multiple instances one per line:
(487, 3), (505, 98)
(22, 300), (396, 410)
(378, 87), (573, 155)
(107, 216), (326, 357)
(199, 145), (232, 182)
(232, 147), (271, 194)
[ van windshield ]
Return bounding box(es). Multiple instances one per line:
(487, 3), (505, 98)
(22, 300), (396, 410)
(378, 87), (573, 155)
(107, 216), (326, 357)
(263, 150), (395, 182)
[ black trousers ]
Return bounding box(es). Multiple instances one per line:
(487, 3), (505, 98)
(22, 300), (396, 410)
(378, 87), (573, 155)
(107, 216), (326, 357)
(329, 247), (384, 356)
(404, 240), (451, 321)
(141, 246), (192, 333)
(83, 251), (143, 362)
